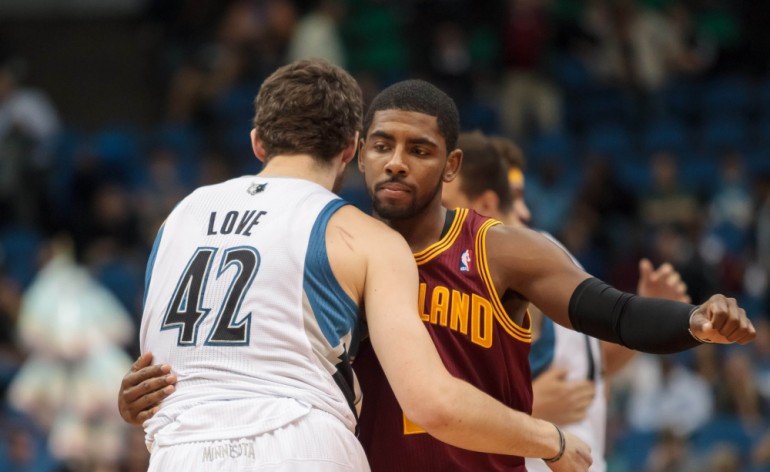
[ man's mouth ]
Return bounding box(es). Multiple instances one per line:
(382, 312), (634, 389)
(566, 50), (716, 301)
(376, 181), (412, 196)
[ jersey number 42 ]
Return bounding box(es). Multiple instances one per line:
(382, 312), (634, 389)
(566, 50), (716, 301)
(160, 246), (260, 346)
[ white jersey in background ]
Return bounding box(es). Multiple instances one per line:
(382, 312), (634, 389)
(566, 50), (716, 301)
(140, 176), (362, 452)
(526, 232), (607, 472)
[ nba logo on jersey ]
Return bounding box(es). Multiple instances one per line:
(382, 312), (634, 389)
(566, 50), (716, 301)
(459, 249), (472, 272)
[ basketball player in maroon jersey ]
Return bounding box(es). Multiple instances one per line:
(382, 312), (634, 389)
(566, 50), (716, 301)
(350, 79), (751, 472)
(118, 79), (754, 471)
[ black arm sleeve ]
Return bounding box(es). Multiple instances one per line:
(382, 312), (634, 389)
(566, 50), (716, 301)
(568, 277), (701, 354)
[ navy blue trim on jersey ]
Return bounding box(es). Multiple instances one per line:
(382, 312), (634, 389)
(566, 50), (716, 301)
(303, 199), (358, 346)
(529, 316), (556, 378)
(144, 224), (165, 308)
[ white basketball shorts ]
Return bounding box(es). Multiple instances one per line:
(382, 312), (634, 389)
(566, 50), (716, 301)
(147, 408), (370, 472)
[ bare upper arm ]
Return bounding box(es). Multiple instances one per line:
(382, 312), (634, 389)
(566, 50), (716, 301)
(361, 227), (458, 418)
(326, 207), (456, 416)
(485, 225), (592, 328)
(325, 205), (368, 305)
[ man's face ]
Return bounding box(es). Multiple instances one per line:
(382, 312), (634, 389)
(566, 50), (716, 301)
(358, 110), (457, 220)
(508, 173), (531, 228)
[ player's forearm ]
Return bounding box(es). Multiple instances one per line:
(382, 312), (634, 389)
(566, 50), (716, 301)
(568, 277), (700, 353)
(408, 377), (562, 459)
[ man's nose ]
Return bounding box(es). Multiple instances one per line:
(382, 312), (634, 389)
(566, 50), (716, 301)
(384, 148), (408, 176)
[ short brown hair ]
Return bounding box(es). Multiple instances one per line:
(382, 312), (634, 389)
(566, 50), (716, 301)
(253, 59), (363, 163)
(489, 135), (526, 172)
(457, 131), (512, 214)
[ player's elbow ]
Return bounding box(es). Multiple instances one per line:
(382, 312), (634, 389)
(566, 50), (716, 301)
(399, 391), (456, 434)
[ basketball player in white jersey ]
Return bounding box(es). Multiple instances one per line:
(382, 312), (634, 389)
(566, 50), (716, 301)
(440, 131), (690, 472)
(136, 59), (594, 472)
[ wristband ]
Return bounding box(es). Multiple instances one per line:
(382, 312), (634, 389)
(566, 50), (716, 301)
(687, 305), (714, 343)
(542, 423), (566, 463)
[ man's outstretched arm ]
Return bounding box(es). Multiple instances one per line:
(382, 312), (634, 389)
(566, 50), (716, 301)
(118, 352), (176, 425)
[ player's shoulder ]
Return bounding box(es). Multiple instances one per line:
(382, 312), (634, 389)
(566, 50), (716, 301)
(168, 176), (249, 214)
(485, 223), (549, 248)
(484, 224), (576, 267)
(328, 205), (407, 250)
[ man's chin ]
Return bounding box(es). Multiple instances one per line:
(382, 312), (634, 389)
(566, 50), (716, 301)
(373, 201), (415, 220)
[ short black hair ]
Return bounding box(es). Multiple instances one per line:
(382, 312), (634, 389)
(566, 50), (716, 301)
(363, 79), (459, 152)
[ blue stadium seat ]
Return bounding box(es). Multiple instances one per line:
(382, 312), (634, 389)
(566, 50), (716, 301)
(524, 130), (575, 166)
(0, 226), (44, 289)
(699, 116), (749, 153)
(641, 118), (691, 155)
(550, 53), (592, 92)
(613, 428), (658, 472)
(661, 78), (703, 122)
(573, 85), (634, 128)
(679, 151), (719, 191)
(691, 415), (757, 459)
(585, 123), (634, 159)
(701, 76), (752, 119)
(95, 257), (143, 314)
(152, 122), (202, 187)
(616, 160), (649, 194)
(460, 101), (501, 135)
(745, 148), (770, 175)
(92, 125), (145, 188)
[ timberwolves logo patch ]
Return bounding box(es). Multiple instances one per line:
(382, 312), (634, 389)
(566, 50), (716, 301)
(247, 182), (268, 195)
(460, 249), (472, 272)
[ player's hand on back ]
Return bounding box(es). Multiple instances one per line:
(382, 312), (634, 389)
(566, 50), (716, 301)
(689, 294), (755, 345)
(118, 352), (177, 425)
(546, 429), (592, 472)
(532, 368), (595, 424)
(636, 259), (690, 302)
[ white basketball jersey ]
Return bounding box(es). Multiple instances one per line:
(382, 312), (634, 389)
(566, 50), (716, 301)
(140, 176), (361, 449)
(527, 232), (607, 472)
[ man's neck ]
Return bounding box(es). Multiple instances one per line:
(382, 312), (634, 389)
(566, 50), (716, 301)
(379, 202), (449, 254)
(258, 154), (338, 191)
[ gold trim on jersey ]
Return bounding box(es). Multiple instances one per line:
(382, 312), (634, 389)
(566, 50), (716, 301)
(475, 219), (532, 343)
(414, 208), (468, 265)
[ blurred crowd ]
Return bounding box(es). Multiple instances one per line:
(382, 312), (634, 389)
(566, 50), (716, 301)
(0, 0), (769, 471)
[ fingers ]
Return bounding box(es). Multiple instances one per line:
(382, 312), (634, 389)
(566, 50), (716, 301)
(691, 295), (756, 345)
(639, 258), (653, 279)
(130, 382), (176, 416)
(130, 352), (154, 373)
(546, 367), (569, 381)
(119, 372), (176, 425)
(637, 259), (692, 302)
(650, 262), (674, 283)
(122, 365), (175, 403)
(561, 381), (595, 423)
(664, 271), (681, 288)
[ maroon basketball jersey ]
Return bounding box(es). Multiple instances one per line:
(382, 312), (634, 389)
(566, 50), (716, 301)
(355, 208), (533, 471)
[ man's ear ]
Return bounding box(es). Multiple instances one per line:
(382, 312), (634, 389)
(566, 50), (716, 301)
(251, 129), (267, 163)
(357, 135), (366, 172)
(342, 131), (360, 166)
(443, 148), (463, 182)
